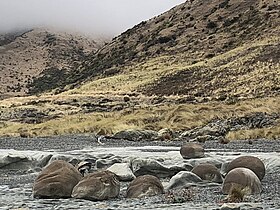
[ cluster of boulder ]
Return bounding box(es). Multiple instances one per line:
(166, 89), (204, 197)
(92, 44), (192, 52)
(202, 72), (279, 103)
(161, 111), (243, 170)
(33, 142), (265, 204)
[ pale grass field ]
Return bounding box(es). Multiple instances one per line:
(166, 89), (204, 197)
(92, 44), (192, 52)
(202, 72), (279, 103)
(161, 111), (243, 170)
(0, 96), (279, 140)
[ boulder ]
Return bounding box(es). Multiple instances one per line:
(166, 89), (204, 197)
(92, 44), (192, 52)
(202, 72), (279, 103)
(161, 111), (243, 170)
(180, 143), (204, 159)
(222, 167), (262, 194)
(33, 160), (82, 198)
(131, 158), (191, 178)
(113, 129), (158, 141)
(126, 175), (164, 198)
(75, 160), (92, 176)
(72, 171), (120, 201)
(191, 163), (223, 183)
(226, 156), (265, 180)
(167, 171), (202, 190)
(95, 156), (122, 169)
(107, 163), (135, 181)
(180, 123), (228, 142)
(0, 153), (32, 170)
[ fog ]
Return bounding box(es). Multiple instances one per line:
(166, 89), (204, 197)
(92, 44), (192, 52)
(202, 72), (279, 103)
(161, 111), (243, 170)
(0, 0), (185, 37)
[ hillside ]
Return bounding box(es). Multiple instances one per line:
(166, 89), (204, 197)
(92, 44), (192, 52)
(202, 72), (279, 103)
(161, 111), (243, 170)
(59, 0), (279, 100)
(0, 28), (103, 98)
(0, 0), (279, 139)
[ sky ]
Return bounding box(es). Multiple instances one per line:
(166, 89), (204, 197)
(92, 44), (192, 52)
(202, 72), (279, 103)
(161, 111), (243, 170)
(0, 0), (185, 37)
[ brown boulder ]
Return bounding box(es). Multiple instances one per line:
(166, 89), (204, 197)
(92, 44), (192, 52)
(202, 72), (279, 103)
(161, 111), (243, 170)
(33, 160), (82, 198)
(72, 171), (120, 201)
(126, 175), (164, 198)
(180, 143), (204, 159)
(226, 156), (265, 180)
(191, 163), (223, 183)
(222, 167), (262, 195)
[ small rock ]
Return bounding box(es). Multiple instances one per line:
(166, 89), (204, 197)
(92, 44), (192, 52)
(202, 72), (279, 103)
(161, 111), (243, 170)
(167, 171), (202, 190)
(220, 203), (241, 210)
(180, 142), (205, 159)
(107, 163), (135, 181)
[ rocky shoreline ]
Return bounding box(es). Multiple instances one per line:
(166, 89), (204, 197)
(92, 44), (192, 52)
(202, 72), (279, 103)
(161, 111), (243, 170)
(0, 136), (280, 210)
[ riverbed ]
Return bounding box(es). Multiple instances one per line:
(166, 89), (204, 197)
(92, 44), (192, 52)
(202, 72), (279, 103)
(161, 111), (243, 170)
(0, 136), (279, 210)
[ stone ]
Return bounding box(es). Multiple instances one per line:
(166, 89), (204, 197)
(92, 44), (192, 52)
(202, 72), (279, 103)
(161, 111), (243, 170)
(131, 158), (190, 178)
(33, 160), (82, 198)
(107, 163), (135, 181)
(226, 156), (266, 180)
(180, 123), (228, 141)
(0, 153), (32, 170)
(180, 143), (204, 159)
(72, 171), (120, 201)
(113, 129), (159, 141)
(222, 167), (262, 195)
(126, 175), (164, 198)
(157, 128), (174, 140)
(167, 171), (203, 190)
(75, 161), (92, 176)
(191, 163), (223, 183)
(95, 156), (122, 169)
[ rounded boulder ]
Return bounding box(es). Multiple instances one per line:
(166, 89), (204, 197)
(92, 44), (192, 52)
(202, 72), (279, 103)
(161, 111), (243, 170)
(191, 163), (223, 183)
(126, 175), (164, 198)
(222, 167), (262, 194)
(180, 142), (205, 159)
(72, 171), (120, 201)
(33, 160), (82, 199)
(226, 156), (265, 180)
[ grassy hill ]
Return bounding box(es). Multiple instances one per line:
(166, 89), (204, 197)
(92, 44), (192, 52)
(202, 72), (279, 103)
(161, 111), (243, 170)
(0, 0), (279, 139)
(61, 0), (279, 101)
(0, 28), (103, 98)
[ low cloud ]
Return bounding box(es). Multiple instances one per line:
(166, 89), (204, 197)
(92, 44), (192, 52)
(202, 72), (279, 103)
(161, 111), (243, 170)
(0, 0), (185, 37)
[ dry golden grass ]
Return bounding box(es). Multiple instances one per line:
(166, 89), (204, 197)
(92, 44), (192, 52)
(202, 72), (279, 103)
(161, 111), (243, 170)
(0, 96), (279, 140)
(64, 36), (279, 98)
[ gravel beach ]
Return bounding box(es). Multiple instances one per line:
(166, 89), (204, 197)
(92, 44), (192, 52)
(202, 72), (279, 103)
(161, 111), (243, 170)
(0, 136), (279, 210)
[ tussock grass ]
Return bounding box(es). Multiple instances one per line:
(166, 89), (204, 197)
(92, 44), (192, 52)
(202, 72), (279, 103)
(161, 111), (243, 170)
(0, 97), (279, 140)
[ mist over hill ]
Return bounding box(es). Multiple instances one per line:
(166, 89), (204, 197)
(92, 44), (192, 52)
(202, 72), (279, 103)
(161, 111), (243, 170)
(29, 0), (279, 100)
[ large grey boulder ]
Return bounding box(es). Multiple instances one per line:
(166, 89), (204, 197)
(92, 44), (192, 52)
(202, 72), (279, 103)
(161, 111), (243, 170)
(107, 163), (135, 181)
(180, 123), (228, 142)
(72, 171), (120, 201)
(222, 167), (262, 195)
(131, 158), (191, 178)
(167, 171), (203, 190)
(180, 143), (205, 159)
(191, 163), (223, 183)
(0, 153), (33, 170)
(33, 160), (82, 198)
(126, 175), (164, 198)
(226, 156), (266, 180)
(113, 129), (159, 141)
